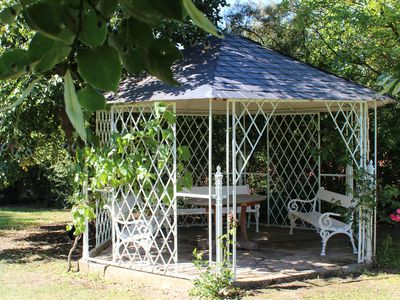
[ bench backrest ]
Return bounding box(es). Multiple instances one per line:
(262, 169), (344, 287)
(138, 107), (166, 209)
(186, 185), (250, 196)
(316, 188), (354, 208)
(112, 195), (141, 218)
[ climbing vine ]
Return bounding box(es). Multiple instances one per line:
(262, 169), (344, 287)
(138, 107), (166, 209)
(67, 102), (193, 237)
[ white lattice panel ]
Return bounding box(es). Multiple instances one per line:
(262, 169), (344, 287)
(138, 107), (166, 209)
(268, 114), (320, 227)
(325, 102), (363, 168)
(106, 104), (177, 274)
(177, 115), (209, 185)
(96, 110), (111, 146)
(176, 115), (209, 226)
(94, 111), (112, 250)
(95, 192), (112, 247)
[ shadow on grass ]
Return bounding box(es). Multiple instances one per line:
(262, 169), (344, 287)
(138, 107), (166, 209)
(0, 224), (82, 264)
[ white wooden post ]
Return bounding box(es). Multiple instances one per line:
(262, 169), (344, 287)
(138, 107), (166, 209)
(82, 181), (89, 259)
(366, 160), (375, 262)
(215, 166), (223, 265)
(345, 164), (353, 197)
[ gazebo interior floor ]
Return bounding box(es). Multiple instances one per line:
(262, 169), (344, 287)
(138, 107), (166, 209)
(94, 226), (361, 284)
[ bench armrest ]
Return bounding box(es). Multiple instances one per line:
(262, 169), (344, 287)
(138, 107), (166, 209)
(288, 198), (317, 213)
(318, 212), (340, 231)
(103, 204), (112, 213)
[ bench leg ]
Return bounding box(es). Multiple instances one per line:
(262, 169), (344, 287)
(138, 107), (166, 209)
(320, 231), (329, 256)
(255, 211), (260, 233)
(349, 230), (358, 254)
(289, 214), (297, 235)
(113, 241), (119, 262)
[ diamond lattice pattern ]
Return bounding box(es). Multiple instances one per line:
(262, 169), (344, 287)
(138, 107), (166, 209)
(106, 104), (177, 274)
(176, 115), (209, 226)
(325, 102), (363, 168)
(93, 112), (112, 250)
(268, 114), (320, 227)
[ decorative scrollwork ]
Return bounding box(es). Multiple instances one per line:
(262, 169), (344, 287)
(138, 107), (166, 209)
(319, 229), (330, 239)
(288, 200), (299, 213)
(319, 213), (333, 230)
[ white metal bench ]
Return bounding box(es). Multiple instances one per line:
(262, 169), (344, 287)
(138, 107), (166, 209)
(104, 196), (167, 262)
(179, 185), (260, 232)
(287, 187), (357, 256)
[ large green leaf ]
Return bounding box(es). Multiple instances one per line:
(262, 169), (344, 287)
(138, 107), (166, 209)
(77, 45), (122, 91)
(182, 0), (223, 38)
(79, 8), (107, 47)
(0, 76), (42, 112)
(64, 70), (87, 141)
(148, 0), (184, 21)
(109, 18), (153, 74)
(28, 32), (72, 73)
(119, 0), (162, 24)
(23, 1), (64, 40)
(143, 39), (182, 85)
(0, 49), (33, 80)
(95, 0), (118, 18)
(0, 4), (22, 25)
(77, 86), (107, 111)
(59, 4), (80, 33)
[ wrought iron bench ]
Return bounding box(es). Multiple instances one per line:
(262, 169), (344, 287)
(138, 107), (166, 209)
(104, 196), (167, 262)
(287, 187), (358, 256)
(178, 185), (260, 232)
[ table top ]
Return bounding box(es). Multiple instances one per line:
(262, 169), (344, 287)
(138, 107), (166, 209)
(184, 194), (266, 207)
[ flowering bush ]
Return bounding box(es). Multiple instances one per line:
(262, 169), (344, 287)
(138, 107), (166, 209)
(389, 209), (400, 223)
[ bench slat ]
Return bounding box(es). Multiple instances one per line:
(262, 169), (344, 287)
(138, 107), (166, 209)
(316, 188), (354, 208)
(291, 211), (349, 230)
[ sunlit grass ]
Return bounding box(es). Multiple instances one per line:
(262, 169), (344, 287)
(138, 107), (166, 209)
(0, 207), (70, 230)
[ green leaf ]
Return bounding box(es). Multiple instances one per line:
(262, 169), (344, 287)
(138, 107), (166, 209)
(181, 172), (193, 189)
(109, 18), (153, 74)
(0, 49), (32, 80)
(28, 32), (72, 73)
(23, 1), (64, 40)
(182, 0), (223, 38)
(0, 76), (42, 112)
(77, 45), (122, 91)
(119, 0), (162, 24)
(144, 39), (182, 85)
(77, 86), (107, 111)
(79, 8), (107, 47)
(0, 4), (22, 25)
(380, 77), (397, 95)
(148, 0), (184, 21)
(95, 0), (118, 18)
(163, 110), (176, 124)
(64, 70), (87, 141)
(392, 80), (400, 96)
(178, 146), (191, 161)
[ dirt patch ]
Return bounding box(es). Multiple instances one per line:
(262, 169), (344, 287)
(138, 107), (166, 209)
(0, 222), (77, 264)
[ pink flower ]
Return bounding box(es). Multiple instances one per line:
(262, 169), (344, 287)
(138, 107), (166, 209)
(390, 214), (396, 221)
(396, 215), (400, 222)
(396, 208), (400, 215)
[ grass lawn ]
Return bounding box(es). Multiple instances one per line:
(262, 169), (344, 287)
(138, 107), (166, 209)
(0, 206), (399, 299)
(0, 206), (71, 230)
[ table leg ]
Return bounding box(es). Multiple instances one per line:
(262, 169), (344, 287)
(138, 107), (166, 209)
(237, 204), (258, 250)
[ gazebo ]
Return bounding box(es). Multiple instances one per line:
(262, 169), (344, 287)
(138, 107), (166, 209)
(81, 35), (389, 284)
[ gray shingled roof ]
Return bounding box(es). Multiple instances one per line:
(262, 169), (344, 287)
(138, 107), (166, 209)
(108, 35), (379, 103)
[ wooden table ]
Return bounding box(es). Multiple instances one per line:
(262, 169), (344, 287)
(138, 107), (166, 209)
(185, 194), (266, 250)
